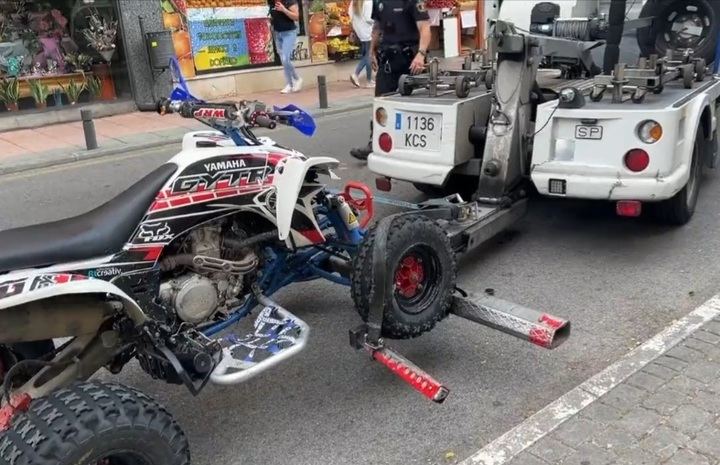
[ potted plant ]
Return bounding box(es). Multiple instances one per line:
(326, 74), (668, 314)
(0, 77), (20, 111)
(59, 78), (85, 105)
(85, 75), (102, 100)
(83, 12), (118, 100)
(28, 78), (49, 109)
(83, 12), (118, 63)
(63, 52), (92, 73)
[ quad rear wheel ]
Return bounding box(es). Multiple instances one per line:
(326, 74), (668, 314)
(0, 382), (189, 465)
(351, 215), (457, 339)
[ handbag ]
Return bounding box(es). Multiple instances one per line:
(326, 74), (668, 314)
(348, 30), (359, 46)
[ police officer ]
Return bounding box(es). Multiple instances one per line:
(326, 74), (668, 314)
(350, 0), (431, 160)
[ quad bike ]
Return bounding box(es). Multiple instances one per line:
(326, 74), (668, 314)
(0, 63), (571, 465)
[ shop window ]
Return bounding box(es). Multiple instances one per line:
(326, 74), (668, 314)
(0, 0), (132, 114)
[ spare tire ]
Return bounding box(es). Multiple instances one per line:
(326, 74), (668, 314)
(637, 0), (720, 64)
(351, 215), (457, 339)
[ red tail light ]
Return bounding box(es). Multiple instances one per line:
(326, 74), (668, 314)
(378, 133), (393, 153)
(624, 149), (650, 172)
(616, 200), (642, 217)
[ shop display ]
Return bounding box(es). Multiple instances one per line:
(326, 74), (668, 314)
(307, 0), (328, 62)
(0, 1), (119, 112)
(323, 1), (359, 62)
(160, 0), (276, 74)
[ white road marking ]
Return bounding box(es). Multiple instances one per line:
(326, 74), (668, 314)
(459, 295), (720, 465)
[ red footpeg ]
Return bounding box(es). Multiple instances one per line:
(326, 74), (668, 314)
(371, 347), (450, 403)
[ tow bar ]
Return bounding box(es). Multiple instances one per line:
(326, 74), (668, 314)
(349, 206), (571, 403)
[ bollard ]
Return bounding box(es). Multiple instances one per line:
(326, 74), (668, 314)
(317, 75), (328, 109)
(81, 109), (98, 150)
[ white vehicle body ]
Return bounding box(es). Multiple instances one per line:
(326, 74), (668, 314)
(368, 88), (492, 186)
(531, 78), (720, 200)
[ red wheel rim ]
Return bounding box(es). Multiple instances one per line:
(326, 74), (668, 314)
(394, 254), (426, 299)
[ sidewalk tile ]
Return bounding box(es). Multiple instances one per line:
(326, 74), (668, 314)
(615, 406), (663, 438)
(625, 371), (667, 392)
(667, 404), (713, 435)
(525, 437), (575, 463)
(689, 428), (720, 457)
(552, 418), (599, 448)
(665, 449), (711, 465)
(559, 442), (616, 465)
(638, 425), (690, 461)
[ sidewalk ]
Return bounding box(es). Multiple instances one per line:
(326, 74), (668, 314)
(0, 80), (373, 175)
(482, 307), (720, 465)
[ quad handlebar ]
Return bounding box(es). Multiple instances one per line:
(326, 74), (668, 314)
(157, 98), (294, 130)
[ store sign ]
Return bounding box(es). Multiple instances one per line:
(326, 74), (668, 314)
(186, 7), (274, 72)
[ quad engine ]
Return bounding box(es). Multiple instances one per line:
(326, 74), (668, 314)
(159, 225), (258, 323)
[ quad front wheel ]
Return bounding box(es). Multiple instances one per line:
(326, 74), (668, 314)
(351, 215), (457, 339)
(0, 382), (189, 465)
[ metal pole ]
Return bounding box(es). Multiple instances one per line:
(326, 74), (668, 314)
(603, 0), (626, 74)
(81, 109), (98, 150)
(317, 75), (328, 109)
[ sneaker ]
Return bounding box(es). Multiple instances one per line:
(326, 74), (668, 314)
(366, 80), (375, 88)
(350, 73), (360, 87)
(292, 77), (303, 92)
(350, 145), (371, 161)
(280, 84), (292, 94)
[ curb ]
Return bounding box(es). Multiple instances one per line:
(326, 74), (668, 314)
(458, 295), (720, 465)
(0, 101), (372, 177)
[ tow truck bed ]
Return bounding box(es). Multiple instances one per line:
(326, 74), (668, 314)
(531, 76), (720, 201)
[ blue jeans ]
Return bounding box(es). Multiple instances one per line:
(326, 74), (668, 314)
(274, 29), (299, 87)
(354, 41), (372, 80)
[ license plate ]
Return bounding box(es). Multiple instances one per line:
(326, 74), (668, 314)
(396, 112), (442, 151)
(575, 125), (603, 140)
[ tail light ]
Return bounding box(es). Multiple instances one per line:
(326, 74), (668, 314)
(616, 200), (642, 217)
(637, 120), (663, 144)
(379, 133), (393, 153)
(375, 107), (388, 127)
(624, 149), (650, 172)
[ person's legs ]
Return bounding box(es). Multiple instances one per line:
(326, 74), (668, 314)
(361, 42), (372, 81)
(350, 52), (392, 161)
(281, 29), (302, 91)
(273, 31), (291, 92)
(276, 30), (294, 88)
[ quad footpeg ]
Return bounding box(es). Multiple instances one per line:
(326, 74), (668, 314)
(210, 298), (309, 385)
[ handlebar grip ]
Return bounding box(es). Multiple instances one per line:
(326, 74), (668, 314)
(254, 114), (277, 129)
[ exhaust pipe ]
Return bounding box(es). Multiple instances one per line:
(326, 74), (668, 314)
(451, 295), (570, 349)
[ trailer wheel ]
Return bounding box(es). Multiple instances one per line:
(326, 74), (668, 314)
(637, 0), (720, 64)
(399, 75), (413, 96)
(0, 382), (190, 465)
(351, 216), (456, 339)
(653, 129), (704, 225)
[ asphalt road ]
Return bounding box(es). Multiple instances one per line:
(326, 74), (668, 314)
(1, 109), (719, 465)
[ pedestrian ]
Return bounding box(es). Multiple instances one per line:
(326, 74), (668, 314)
(349, 0), (375, 88)
(350, 0), (430, 160)
(269, 0), (303, 94)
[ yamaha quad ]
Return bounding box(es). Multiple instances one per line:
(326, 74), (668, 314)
(0, 61), (570, 465)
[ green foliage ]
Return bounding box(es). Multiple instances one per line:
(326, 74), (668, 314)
(0, 78), (20, 104)
(60, 78), (86, 104)
(86, 75), (102, 98)
(28, 79), (50, 104)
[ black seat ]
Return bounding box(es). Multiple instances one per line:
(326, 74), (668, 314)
(0, 163), (178, 273)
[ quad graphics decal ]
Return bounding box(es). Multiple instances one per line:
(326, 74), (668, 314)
(0, 274), (88, 300)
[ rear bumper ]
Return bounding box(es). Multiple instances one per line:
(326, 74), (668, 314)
(368, 153), (452, 186)
(531, 163), (689, 201)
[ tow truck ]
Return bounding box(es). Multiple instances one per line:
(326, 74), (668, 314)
(368, 0), (720, 225)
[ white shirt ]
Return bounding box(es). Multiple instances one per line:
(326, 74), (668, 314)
(349, 0), (374, 42)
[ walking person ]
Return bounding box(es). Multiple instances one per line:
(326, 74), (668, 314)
(349, 0), (374, 88)
(349, 0), (430, 160)
(270, 0), (303, 94)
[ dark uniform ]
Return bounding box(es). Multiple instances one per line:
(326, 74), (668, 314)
(373, 0), (430, 96)
(350, 0), (429, 160)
